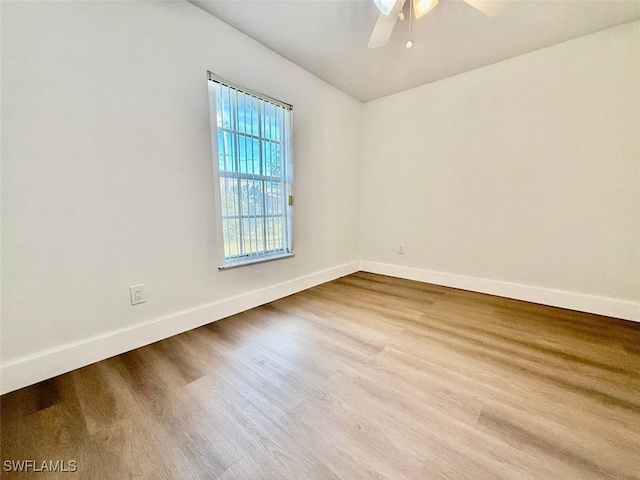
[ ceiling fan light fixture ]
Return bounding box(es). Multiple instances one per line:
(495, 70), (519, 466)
(373, 0), (398, 16)
(413, 0), (438, 18)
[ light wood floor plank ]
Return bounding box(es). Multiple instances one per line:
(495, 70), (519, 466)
(2, 272), (639, 479)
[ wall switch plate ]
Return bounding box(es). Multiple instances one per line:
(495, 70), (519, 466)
(398, 243), (405, 254)
(130, 285), (145, 305)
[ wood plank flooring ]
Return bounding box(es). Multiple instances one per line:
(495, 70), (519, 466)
(1, 272), (639, 479)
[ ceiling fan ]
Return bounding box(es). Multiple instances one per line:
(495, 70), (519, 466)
(368, 0), (511, 49)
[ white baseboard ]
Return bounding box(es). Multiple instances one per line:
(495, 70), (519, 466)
(359, 260), (640, 323)
(0, 261), (359, 395)
(3, 259), (636, 395)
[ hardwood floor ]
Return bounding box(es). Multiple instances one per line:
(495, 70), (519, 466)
(2, 272), (639, 479)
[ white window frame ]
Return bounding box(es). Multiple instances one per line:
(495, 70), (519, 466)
(207, 72), (294, 269)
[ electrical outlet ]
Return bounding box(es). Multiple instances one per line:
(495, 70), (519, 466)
(130, 284), (145, 305)
(398, 243), (405, 255)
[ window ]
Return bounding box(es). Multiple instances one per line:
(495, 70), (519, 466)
(207, 72), (293, 268)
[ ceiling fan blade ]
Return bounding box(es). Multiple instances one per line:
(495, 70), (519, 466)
(368, 1), (404, 48)
(368, 13), (398, 48)
(463, 0), (510, 16)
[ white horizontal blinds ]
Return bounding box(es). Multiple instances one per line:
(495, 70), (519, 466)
(211, 77), (291, 266)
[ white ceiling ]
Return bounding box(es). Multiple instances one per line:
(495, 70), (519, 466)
(189, 0), (640, 101)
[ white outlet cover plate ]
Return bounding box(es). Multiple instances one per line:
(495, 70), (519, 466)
(130, 284), (145, 305)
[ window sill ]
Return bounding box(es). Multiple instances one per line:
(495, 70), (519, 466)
(218, 252), (295, 270)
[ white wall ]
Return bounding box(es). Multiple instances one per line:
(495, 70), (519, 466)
(1, 0), (362, 393)
(360, 21), (640, 320)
